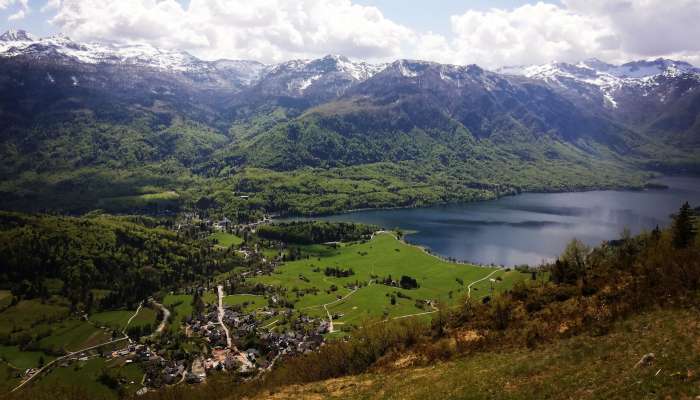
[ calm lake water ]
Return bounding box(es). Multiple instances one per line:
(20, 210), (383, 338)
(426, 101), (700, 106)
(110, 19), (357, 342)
(298, 176), (700, 266)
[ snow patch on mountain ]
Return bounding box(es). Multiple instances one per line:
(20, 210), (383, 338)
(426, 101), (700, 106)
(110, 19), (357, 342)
(2, 29), (697, 105)
(0, 28), (35, 43)
(498, 58), (699, 109)
(0, 30), (206, 72)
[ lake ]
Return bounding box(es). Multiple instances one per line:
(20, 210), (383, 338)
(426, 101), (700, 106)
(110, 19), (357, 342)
(295, 176), (700, 266)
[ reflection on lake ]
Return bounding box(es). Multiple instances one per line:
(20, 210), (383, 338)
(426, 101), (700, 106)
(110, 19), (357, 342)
(297, 177), (700, 266)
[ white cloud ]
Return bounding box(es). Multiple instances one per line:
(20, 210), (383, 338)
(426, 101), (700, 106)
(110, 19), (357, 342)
(1, 0), (29, 21)
(430, 2), (612, 67)
(41, 0), (61, 13)
(8, 8), (25, 20)
(416, 0), (700, 68)
(48, 0), (413, 63)
(564, 0), (700, 64)
(41, 0), (700, 67)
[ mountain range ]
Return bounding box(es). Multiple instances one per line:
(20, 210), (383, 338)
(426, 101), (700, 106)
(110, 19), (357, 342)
(0, 29), (698, 217)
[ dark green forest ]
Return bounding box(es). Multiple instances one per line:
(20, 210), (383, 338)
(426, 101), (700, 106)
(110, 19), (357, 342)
(256, 221), (377, 244)
(0, 212), (241, 310)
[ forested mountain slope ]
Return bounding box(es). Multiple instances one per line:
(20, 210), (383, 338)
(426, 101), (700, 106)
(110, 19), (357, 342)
(1, 30), (698, 217)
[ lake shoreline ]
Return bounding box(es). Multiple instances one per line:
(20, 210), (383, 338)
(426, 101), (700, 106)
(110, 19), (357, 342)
(277, 176), (700, 266)
(275, 181), (657, 220)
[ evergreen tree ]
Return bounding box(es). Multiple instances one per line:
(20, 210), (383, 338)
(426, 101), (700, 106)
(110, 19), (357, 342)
(193, 291), (205, 316)
(672, 202), (697, 248)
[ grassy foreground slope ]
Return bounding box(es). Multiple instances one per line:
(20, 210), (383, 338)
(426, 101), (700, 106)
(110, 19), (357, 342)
(252, 308), (700, 400)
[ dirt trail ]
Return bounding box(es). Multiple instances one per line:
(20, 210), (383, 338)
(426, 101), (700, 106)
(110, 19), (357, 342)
(151, 300), (170, 334)
(467, 270), (501, 298)
(217, 285), (233, 348)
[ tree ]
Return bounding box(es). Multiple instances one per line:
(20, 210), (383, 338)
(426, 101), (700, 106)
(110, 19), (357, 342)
(672, 202), (697, 249)
(399, 275), (419, 290)
(551, 239), (589, 284)
(192, 291), (205, 316)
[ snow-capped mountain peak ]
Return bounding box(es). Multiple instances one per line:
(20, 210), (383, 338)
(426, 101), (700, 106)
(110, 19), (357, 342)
(613, 58), (696, 78)
(499, 58), (698, 81)
(498, 57), (699, 110)
(2, 29), (697, 108)
(0, 29), (35, 42)
(0, 29), (204, 71)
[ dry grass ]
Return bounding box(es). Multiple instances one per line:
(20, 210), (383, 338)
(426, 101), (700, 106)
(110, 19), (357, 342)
(243, 307), (700, 400)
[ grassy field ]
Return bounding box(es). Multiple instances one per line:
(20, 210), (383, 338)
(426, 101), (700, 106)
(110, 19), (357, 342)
(251, 308), (700, 400)
(37, 319), (112, 353)
(91, 310), (137, 331)
(0, 299), (70, 336)
(33, 357), (118, 399)
(466, 269), (543, 300)
(91, 307), (158, 331)
(252, 233), (530, 326)
(0, 345), (55, 370)
(0, 361), (20, 393)
(0, 291), (12, 309)
(163, 294), (194, 332)
(223, 295), (267, 311)
(210, 232), (244, 248)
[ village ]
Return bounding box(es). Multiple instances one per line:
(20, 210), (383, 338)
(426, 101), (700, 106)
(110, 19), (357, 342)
(139, 211), (331, 394)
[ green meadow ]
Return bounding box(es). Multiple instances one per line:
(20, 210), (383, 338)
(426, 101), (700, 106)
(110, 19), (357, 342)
(91, 307), (158, 331)
(34, 358), (122, 399)
(0, 346), (55, 370)
(466, 268), (545, 300)
(210, 232), (244, 248)
(223, 294), (267, 311)
(163, 294), (194, 331)
(36, 320), (111, 353)
(251, 233), (531, 326)
(0, 299), (70, 336)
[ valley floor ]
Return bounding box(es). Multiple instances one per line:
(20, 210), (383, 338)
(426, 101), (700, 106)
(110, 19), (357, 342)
(250, 308), (700, 400)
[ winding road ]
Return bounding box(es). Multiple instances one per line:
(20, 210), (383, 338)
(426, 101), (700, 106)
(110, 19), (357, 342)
(217, 285), (233, 348)
(217, 286), (253, 369)
(150, 300), (170, 335)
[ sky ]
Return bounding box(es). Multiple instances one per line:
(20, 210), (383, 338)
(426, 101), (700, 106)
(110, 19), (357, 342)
(0, 0), (699, 68)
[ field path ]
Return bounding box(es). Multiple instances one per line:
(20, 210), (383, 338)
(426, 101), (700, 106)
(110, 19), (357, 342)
(12, 300), (157, 393)
(11, 336), (128, 393)
(260, 319), (279, 330)
(467, 269), (501, 299)
(385, 269), (502, 322)
(323, 286), (360, 333)
(392, 302), (439, 320)
(123, 302), (143, 336)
